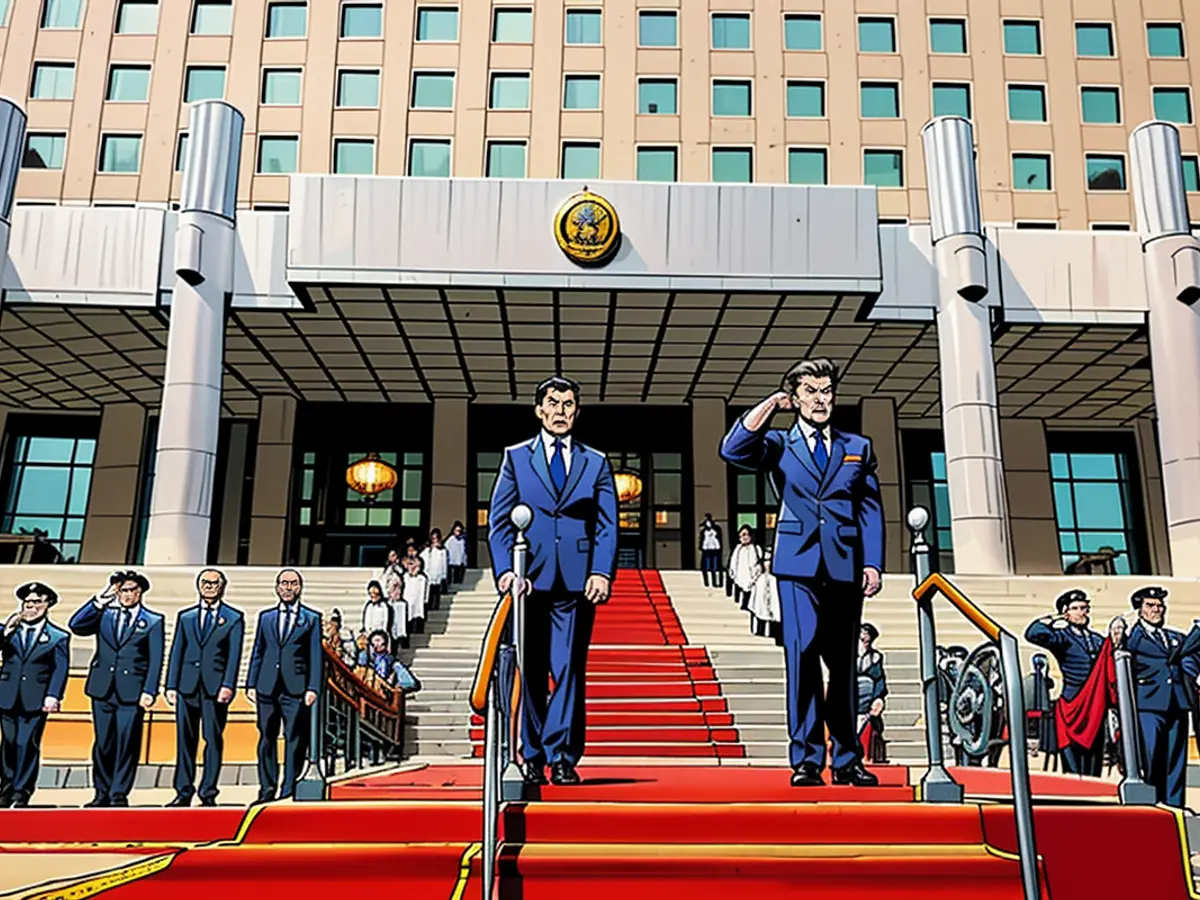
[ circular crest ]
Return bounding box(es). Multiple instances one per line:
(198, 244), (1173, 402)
(554, 190), (621, 266)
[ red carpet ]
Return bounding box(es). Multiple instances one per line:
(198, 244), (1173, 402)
(470, 570), (744, 760)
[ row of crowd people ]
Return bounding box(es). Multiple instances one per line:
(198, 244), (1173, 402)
(0, 552), (449, 810)
(698, 515), (889, 763)
(368, 522), (470, 645)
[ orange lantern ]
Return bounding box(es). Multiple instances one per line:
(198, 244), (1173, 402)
(346, 452), (398, 504)
(614, 471), (643, 504)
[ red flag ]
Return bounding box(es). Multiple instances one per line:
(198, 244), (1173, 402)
(1055, 637), (1118, 751)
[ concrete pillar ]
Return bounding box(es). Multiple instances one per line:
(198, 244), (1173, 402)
(999, 419), (1060, 575)
(144, 101), (244, 565)
(1134, 417), (1172, 576)
(429, 399), (468, 534)
(215, 421), (252, 564)
(0, 99), (25, 271)
(1132, 120), (1200, 576)
(80, 403), (148, 563)
(691, 398), (729, 550)
(859, 396), (904, 574)
(248, 395), (298, 565)
(921, 116), (1013, 575)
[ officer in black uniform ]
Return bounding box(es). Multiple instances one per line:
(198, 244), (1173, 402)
(0, 582), (69, 807)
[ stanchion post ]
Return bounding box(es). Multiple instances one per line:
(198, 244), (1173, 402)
(908, 507), (962, 803)
(295, 670), (327, 801)
(999, 631), (1040, 900)
(1114, 643), (1156, 805)
(501, 504), (537, 802)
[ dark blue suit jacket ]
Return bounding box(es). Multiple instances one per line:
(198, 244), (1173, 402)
(1024, 620), (1105, 701)
(0, 621), (69, 711)
(246, 605), (322, 698)
(1127, 622), (1200, 713)
(69, 601), (165, 705)
(166, 603), (245, 698)
(488, 434), (619, 592)
(719, 419), (884, 583)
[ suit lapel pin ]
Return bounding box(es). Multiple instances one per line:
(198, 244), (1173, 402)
(38, 634), (48, 643)
(136, 619), (146, 629)
(218, 617), (226, 626)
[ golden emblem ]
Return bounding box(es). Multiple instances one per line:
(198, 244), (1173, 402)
(554, 189), (621, 266)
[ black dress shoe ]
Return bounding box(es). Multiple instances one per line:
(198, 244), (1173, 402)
(549, 760), (581, 786)
(12, 795), (30, 808)
(521, 762), (548, 786)
(790, 763), (824, 787)
(831, 762), (879, 787)
(0, 792), (13, 809)
(166, 794), (192, 808)
(109, 796), (130, 807)
(84, 796), (110, 808)
(199, 797), (218, 807)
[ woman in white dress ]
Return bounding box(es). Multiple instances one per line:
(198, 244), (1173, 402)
(727, 525), (764, 611)
(403, 556), (430, 634)
(362, 579), (407, 652)
(748, 550), (783, 644)
(379, 549), (406, 606)
(420, 529), (450, 611)
(445, 521), (468, 589)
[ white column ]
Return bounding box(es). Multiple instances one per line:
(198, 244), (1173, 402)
(1132, 121), (1200, 577)
(144, 101), (244, 565)
(0, 99), (27, 292)
(921, 117), (1013, 575)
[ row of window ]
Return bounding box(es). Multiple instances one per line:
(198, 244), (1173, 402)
(20, 0), (1193, 60)
(26, 128), (1200, 198)
(26, 59), (1199, 132)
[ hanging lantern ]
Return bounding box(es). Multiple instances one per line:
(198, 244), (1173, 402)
(346, 452), (398, 504)
(614, 471), (643, 505)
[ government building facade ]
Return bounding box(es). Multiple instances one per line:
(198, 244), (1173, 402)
(0, 0), (1195, 580)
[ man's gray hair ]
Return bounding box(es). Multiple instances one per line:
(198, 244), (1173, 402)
(781, 358), (840, 394)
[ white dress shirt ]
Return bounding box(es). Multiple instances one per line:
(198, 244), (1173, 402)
(17, 619), (45, 652)
(540, 430), (572, 475)
(796, 417), (832, 460)
(114, 604), (142, 641)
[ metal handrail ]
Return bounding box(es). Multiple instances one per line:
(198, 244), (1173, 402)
(1112, 629), (1157, 804)
(479, 503), (534, 900)
(907, 507), (1039, 900)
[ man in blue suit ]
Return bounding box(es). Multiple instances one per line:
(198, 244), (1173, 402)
(69, 571), (165, 807)
(1024, 589), (1107, 775)
(165, 568), (244, 807)
(489, 375), (618, 786)
(1118, 586), (1200, 808)
(0, 582), (69, 807)
(246, 569), (322, 803)
(720, 358), (884, 788)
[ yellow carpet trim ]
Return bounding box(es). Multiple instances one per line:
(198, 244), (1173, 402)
(449, 843), (481, 900)
(1167, 806), (1200, 900)
(227, 803), (267, 846)
(511, 843), (996, 859)
(17, 851), (176, 900)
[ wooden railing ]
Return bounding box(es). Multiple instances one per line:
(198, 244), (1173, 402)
(317, 644), (405, 769)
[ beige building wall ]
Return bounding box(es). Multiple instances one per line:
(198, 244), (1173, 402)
(3, 0), (1198, 228)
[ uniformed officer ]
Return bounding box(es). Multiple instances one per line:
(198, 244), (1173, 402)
(1118, 586), (1200, 808)
(165, 568), (244, 807)
(1025, 589), (1107, 775)
(68, 571), (165, 808)
(0, 582), (69, 807)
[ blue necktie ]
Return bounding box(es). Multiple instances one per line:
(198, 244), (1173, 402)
(811, 433), (828, 471)
(201, 608), (214, 640)
(280, 606), (293, 642)
(118, 610), (131, 643)
(550, 438), (567, 494)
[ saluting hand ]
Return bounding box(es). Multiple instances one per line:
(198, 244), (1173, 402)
(3, 611), (20, 634)
(771, 390), (793, 412)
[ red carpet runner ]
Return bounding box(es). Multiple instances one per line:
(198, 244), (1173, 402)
(470, 570), (744, 759)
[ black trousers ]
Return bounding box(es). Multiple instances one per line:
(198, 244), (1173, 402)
(255, 692), (311, 800)
(701, 551), (724, 587)
(91, 697), (144, 801)
(451, 565), (466, 585)
(1059, 729), (1104, 777)
(173, 693), (230, 801)
(429, 584), (443, 611)
(0, 705), (48, 799)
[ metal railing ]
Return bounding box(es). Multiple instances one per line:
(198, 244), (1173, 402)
(907, 507), (1039, 900)
(1112, 631), (1157, 804)
(471, 503), (535, 900)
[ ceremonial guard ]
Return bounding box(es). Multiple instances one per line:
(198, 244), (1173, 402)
(69, 571), (165, 807)
(1024, 589), (1112, 776)
(1117, 586), (1200, 808)
(165, 569), (244, 807)
(0, 582), (69, 807)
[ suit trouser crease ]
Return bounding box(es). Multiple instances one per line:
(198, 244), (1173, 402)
(521, 587), (595, 766)
(91, 698), (145, 800)
(778, 575), (864, 770)
(1139, 709), (1189, 807)
(0, 707), (47, 797)
(174, 693), (230, 800)
(256, 693), (310, 798)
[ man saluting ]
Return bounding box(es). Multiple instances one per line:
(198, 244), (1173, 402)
(720, 358), (884, 788)
(0, 582), (69, 808)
